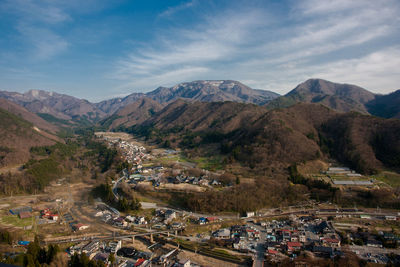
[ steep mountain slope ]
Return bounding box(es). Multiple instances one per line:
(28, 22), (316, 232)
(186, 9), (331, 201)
(145, 100), (267, 133)
(0, 90), (106, 123)
(366, 89), (400, 119)
(267, 79), (376, 113)
(95, 93), (144, 115)
(100, 97), (163, 129)
(0, 98), (59, 134)
(0, 107), (58, 166)
(0, 81), (278, 123)
(119, 100), (400, 174)
(2, 79), (398, 126)
(236, 104), (400, 173)
(145, 80), (279, 104)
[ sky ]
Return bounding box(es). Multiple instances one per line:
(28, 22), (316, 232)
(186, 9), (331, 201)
(0, 0), (400, 102)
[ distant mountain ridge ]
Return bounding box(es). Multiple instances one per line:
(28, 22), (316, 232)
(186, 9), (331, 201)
(267, 79), (376, 113)
(145, 80), (280, 104)
(0, 79), (399, 126)
(0, 89), (106, 124)
(0, 80), (279, 124)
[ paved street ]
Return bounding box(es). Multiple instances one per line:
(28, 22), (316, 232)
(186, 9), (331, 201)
(248, 222), (266, 267)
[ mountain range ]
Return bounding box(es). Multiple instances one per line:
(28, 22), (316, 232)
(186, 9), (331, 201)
(0, 78), (399, 172)
(1, 79), (399, 126)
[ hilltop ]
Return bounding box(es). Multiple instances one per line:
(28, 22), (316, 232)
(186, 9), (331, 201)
(116, 101), (400, 175)
(1, 79), (399, 127)
(0, 102), (60, 167)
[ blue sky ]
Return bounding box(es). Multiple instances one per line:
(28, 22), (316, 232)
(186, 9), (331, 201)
(0, 0), (399, 102)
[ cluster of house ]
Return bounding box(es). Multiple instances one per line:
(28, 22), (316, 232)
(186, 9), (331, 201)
(99, 135), (226, 191)
(162, 175), (221, 187)
(94, 205), (148, 228)
(124, 172), (223, 189)
(198, 216), (221, 225)
(119, 142), (152, 166)
(69, 240), (152, 266)
(68, 240), (198, 267)
(214, 224), (260, 240)
(98, 135), (152, 167)
(262, 217), (342, 259)
(151, 209), (178, 226)
(212, 224), (261, 253)
(60, 211), (89, 231)
(40, 208), (58, 221)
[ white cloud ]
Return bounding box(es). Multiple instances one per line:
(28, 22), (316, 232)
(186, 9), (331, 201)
(158, 0), (197, 18)
(112, 9), (264, 89)
(0, 0), (71, 61)
(1, 0), (71, 24)
(118, 66), (210, 92)
(17, 25), (69, 60)
(311, 47), (400, 93)
(111, 0), (400, 95)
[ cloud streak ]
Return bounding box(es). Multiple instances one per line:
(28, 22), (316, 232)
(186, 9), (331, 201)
(113, 8), (265, 91)
(158, 0), (197, 18)
(113, 0), (400, 94)
(0, 0), (71, 61)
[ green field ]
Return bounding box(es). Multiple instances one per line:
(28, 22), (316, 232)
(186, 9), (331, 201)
(1, 215), (33, 228)
(371, 171), (400, 187)
(186, 156), (224, 170)
(155, 153), (224, 170)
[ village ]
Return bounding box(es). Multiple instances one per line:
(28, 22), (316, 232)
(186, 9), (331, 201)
(3, 183), (400, 267)
(0, 132), (399, 267)
(95, 132), (225, 192)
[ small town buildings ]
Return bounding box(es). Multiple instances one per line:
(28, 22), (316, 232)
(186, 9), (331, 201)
(366, 239), (383, 248)
(286, 242), (302, 253)
(198, 217), (207, 225)
(9, 206), (32, 215)
(18, 211), (32, 219)
(246, 211), (255, 218)
(176, 259), (191, 267)
(206, 217), (218, 223)
(108, 240), (121, 254)
(385, 215), (397, 221)
(72, 223), (90, 231)
(213, 228), (231, 239)
(321, 237), (341, 248)
(82, 241), (100, 255)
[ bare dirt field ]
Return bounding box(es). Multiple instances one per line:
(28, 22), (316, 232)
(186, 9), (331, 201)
(0, 164), (23, 175)
(176, 249), (242, 267)
(95, 132), (144, 147)
(160, 183), (206, 192)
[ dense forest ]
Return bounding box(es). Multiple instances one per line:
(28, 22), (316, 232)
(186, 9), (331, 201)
(0, 130), (122, 196)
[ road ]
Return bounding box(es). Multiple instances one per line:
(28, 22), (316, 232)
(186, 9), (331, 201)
(348, 245), (400, 256)
(248, 222), (265, 267)
(44, 228), (181, 244)
(112, 175), (126, 201)
(348, 245), (399, 264)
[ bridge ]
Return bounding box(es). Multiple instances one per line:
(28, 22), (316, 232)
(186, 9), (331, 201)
(44, 228), (184, 245)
